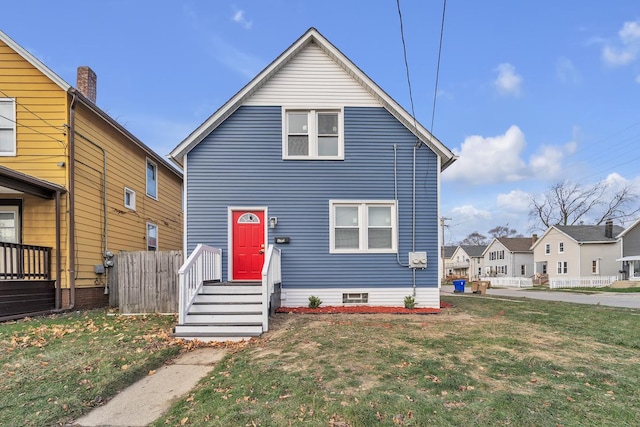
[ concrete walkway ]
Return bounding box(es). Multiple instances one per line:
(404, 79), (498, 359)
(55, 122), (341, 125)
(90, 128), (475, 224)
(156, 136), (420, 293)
(441, 285), (640, 309)
(73, 348), (227, 427)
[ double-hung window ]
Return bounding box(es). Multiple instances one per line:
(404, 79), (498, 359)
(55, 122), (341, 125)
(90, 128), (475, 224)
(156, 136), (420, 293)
(558, 242), (564, 253)
(146, 222), (158, 251)
(146, 159), (157, 199)
(0, 98), (16, 156)
(557, 261), (568, 274)
(283, 109), (343, 159)
(330, 201), (396, 253)
(544, 244), (550, 255)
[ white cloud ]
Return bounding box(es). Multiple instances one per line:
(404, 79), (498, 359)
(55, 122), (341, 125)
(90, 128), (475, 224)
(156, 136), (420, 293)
(496, 190), (531, 212)
(232, 9), (253, 30)
(443, 125), (527, 184)
(444, 126), (577, 185)
(602, 19), (640, 66)
(451, 205), (492, 221)
(493, 63), (522, 96)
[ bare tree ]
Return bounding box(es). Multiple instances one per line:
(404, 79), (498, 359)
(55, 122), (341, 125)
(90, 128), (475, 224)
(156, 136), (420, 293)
(488, 224), (519, 238)
(529, 179), (640, 230)
(460, 231), (488, 245)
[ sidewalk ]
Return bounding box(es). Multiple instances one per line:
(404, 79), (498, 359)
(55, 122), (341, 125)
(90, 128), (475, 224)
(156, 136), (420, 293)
(72, 348), (227, 427)
(441, 284), (640, 309)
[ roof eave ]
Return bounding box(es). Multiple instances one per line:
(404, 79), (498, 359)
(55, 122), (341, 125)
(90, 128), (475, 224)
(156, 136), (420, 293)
(169, 27), (457, 168)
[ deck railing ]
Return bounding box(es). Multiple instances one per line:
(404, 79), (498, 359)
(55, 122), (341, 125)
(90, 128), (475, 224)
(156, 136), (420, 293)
(178, 244), (222, 324)
(549, 276), (617, 289)
(261, 245), (281, 332)
(0, 242), (51, 280)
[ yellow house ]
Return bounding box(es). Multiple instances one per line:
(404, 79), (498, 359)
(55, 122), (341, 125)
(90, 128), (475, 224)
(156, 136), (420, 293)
(0, 30), (183, 320)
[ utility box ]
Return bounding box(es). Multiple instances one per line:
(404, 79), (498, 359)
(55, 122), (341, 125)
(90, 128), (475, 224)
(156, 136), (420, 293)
(408, 252), (427, 269)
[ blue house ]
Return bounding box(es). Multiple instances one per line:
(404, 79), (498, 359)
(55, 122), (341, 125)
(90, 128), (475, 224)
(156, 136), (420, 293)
(169, 28), (456, 340)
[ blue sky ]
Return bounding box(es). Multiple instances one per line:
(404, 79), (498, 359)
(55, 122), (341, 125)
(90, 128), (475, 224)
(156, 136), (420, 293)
(2, 1), (639, 243)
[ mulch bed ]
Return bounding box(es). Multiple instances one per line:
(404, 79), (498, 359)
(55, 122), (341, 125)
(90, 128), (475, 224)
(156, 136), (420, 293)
(276, 301), (452, 315)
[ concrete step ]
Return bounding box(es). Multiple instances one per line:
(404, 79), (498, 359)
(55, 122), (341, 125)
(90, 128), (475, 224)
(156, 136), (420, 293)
(184, 313), (263, 324)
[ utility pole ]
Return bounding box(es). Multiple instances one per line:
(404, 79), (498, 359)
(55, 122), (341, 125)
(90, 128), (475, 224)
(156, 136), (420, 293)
(440, 216), (451, 281)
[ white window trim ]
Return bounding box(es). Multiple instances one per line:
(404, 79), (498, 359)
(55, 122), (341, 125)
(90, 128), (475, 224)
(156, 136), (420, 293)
(0, 98), (17, 156)
(146, 222), (158, 251)
(282, 107), (344, 160)
(146, 158), (158, 200)
(558, 242), (564, 253)
(544, 243), (550, 255)
(592, 259), (600, 275)
(557, 261), (568, 275)
(329, 200), (397, 254)
(124, 187), (136, 210)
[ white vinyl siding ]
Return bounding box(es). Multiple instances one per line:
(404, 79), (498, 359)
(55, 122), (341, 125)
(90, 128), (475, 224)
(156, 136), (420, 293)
(0, 98), (16, 156)
(330, 200), (396, 253)
(245, 43), (381, 108)
(281, 287), (440, 308)
(283, 109), (343, 159)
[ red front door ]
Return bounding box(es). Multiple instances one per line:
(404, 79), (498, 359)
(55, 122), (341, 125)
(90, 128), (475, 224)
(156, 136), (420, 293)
(232, 210), (265, 280)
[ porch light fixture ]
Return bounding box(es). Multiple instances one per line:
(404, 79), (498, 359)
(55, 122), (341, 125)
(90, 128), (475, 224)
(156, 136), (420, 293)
(269, 217), (278, 229)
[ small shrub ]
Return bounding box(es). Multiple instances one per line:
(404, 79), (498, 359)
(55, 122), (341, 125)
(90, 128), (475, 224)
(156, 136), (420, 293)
(404, 295), (416, 309)
(308, 295), (323, 309)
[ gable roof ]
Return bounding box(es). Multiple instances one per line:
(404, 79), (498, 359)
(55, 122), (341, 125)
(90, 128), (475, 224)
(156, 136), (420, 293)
(617, 217), (640, 238)
(486, 237), (534, 253)
(0, 29), (181, 179)
(0, 29), (70, 91)
(554, 224), (624, 243)
(169, 27), (457, 169)
(460, 245), (487, 257)
(443, 245), (457, 258)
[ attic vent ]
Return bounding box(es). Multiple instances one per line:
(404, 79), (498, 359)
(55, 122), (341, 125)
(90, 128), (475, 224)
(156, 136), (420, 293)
(342, 293), (368, 304)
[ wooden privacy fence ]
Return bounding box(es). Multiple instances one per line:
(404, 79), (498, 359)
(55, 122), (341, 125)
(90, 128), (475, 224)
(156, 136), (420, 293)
(110, 251), (183, 314)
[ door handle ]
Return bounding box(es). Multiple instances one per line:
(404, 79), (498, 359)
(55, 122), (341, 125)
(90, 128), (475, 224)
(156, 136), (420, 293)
(258, 250), (264, 254)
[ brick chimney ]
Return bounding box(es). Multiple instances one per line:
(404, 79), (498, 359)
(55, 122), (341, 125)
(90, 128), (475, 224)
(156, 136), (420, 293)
(532, 234), (538, 245)
(76, 66), (97, 103)
(605, 220), (613, 238)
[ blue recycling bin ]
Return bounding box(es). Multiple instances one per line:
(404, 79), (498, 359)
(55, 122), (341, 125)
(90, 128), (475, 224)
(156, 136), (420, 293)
(453, 279), (466, 293)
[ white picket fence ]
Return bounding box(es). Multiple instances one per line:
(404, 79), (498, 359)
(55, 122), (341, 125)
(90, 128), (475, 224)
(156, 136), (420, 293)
(480, 276), (533, 288)
(549, 276), (617, 289)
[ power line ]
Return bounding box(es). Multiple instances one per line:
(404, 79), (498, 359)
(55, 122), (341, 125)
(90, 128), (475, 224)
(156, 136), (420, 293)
(395, 0), (418, 135)
(0, 88), (67, 135)
(0, 113), (66, 145)
(430, 0), (447, 134)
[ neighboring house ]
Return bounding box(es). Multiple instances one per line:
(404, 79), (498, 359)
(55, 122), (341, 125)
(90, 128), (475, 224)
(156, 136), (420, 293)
(442, 245), (457, 278)
(0, 29), (183, 320)
(449, 245), (486, 281)
(169, 28), (456, 339)
(531, 221), (623, 280)
(617, 217), (640, 281)
(482, 237), (534, 278)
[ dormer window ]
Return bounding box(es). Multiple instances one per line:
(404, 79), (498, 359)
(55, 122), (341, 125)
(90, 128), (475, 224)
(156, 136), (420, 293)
(283, 109), (343, 159)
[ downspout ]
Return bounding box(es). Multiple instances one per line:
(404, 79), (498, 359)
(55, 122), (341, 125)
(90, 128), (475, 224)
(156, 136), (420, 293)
(393, 144), (408, 268)
(412, 144), (417, 296)
(68, 93), (77, 308)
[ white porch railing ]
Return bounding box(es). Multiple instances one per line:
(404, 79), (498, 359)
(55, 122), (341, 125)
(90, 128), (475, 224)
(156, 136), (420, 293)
(549, 276), (617, 289)
(481, 276), (533, 288)
(178, 244), (222, 324)
(261, 245), (281, 332)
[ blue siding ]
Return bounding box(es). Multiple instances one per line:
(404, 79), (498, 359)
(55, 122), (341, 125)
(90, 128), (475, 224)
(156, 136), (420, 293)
(186, 106), (439, 289)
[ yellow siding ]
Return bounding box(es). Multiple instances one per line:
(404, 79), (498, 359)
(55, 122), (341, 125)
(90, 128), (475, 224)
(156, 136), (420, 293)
(73, 103), (183, 289)
(0, 39), (70, 287)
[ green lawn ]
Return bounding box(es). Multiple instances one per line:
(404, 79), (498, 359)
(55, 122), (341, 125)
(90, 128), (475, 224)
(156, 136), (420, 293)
(0, 310), (183, 427)
(155, 296), (640, 427)
(2, 297), (639, 427)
